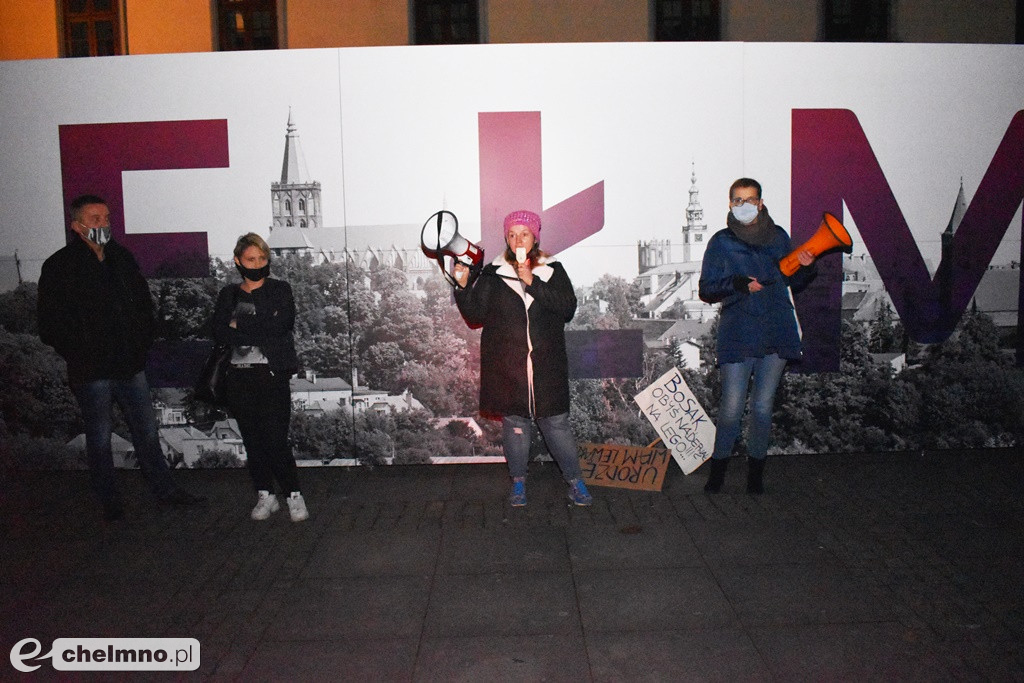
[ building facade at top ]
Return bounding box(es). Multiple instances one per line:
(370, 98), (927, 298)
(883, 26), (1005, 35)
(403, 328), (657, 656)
(2, 1), (1018, 62)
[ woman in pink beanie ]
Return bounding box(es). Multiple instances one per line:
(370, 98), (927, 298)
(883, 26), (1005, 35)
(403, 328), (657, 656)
(452, 210), (592, 507)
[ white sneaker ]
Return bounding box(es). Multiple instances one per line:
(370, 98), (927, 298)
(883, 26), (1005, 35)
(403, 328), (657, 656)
(251, 490), (279, 520)
(286, 492), (309, 522)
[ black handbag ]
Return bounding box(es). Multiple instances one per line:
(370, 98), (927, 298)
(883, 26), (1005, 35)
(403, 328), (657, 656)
(194, 342), (232, 405)
(195, 286), (239, 406)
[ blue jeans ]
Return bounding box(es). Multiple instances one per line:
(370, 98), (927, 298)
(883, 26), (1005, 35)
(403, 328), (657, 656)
(711, 354), (788, 462)
(72, 371), (175, 503)
(502, 412), (582, 481)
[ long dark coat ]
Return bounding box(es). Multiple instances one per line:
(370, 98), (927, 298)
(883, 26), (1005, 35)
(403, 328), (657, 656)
(455, 255), (577, 419)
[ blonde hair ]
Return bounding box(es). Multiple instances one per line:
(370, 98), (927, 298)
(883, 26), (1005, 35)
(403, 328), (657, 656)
(233, 232), (270, 260)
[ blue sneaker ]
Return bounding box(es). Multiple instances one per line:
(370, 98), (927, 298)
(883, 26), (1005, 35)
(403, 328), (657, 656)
(509, 478), (526, 507)
(567, 479), (592, 506)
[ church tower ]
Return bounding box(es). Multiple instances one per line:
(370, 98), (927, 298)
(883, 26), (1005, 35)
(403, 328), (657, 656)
(271, 110), (322, 231)
(681, 163), (707, 262)
(938, 177), (968, 306)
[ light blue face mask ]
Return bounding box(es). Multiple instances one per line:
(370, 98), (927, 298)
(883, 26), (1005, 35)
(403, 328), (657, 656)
(87, 226), (112, 246)
(730, 202), (758, 225)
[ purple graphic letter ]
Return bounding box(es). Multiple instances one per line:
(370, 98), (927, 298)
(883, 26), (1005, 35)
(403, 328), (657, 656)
(59, 120), (230, 277)
(792, 109), (1024, 371)
(478, 111), (635, 377)
(478, 111), (604, 257)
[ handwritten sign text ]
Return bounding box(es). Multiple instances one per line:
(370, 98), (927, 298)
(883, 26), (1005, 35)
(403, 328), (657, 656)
(634, 367), (716, 474)
(578, 443), (670, 491)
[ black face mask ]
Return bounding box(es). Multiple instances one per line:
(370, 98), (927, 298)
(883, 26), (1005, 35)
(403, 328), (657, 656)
(236, 263), (270, 282)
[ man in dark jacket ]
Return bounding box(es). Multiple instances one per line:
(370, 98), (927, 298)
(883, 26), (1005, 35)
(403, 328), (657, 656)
(38, 194), (203, 521)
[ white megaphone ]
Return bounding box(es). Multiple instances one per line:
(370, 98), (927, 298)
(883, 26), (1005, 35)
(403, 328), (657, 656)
(420, 210), (484, 267)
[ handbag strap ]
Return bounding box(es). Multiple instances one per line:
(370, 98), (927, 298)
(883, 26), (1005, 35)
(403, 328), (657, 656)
(214, 284), (243, 349)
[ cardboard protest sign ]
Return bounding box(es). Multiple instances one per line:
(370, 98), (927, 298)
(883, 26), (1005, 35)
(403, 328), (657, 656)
(578, 443), (670, 491)
(634, 367), (716, 474)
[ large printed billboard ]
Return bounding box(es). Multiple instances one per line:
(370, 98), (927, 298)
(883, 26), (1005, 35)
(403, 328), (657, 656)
(1, 42), (1022, 465)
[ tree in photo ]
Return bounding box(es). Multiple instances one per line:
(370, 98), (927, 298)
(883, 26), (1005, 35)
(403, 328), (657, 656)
(0, 329), (81, 444)
(290, 409), (354, 461)
(868, 300), (901, 353)
(907, 309), (1024, 449)
(0, 283), (39, 335)
(149, 276), (219, 341)
(192, 448), (244, 468)
(570, 274), (644, 331)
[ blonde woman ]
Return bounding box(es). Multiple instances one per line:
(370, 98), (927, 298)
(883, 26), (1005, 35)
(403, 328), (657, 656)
(213, 233), (307, 521)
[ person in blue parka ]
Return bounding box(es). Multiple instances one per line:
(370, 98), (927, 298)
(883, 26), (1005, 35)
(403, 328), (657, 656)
(698, 178), (817, 494)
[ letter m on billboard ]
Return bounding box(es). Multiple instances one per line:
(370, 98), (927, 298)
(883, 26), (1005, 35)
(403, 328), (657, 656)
(791, 109), (1024, 371)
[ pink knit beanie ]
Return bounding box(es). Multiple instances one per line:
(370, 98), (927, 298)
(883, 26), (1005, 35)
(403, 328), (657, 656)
(503, 210), (541, 241)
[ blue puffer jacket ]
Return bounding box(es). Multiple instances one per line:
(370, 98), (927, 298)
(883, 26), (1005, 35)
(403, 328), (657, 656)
(698, 222), (815, 365)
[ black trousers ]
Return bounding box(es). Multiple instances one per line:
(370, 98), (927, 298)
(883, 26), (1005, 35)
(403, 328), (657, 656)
(225, 366), (300, 493)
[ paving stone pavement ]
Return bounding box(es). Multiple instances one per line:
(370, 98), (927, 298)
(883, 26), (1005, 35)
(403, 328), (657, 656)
(2, 449), (1022, 681)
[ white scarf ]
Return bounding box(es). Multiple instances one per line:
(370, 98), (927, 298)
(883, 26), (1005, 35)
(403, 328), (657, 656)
(492, 253), (557, 309)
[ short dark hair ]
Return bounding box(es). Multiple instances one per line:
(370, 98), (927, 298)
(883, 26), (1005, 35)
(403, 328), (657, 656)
(729, 178), (761, 200)
(70, 194), (107, 222)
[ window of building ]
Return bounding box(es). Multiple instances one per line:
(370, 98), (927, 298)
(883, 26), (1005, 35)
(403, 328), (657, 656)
(1017, 0), (1024, 43)
(822, 0), (890, 41)
(413, 0), (480, 45)
(62, 0), (121, 57)
(217, 0), (279, 51)
(653, 0), (721, 41)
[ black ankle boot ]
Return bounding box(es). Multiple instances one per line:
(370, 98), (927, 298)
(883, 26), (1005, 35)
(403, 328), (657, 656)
(703, 457), (728, 493)
(746, 457), (766, 494)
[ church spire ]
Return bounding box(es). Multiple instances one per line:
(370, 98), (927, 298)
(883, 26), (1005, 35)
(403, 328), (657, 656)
(279, 108), (310, 184)
(681, 162), (707, 262)
(944, 176), (967, 236)
(938, 177), (968, 307)
(271, 109), (322, 231)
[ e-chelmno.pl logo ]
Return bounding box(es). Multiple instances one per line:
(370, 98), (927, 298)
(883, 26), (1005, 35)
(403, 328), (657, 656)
(10, 638), (199, 672)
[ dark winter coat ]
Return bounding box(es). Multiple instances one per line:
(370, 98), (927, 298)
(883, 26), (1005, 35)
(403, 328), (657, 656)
(213, 278), (298, 375)
(455, 255), (577, 419)
(698, 221), (815, 365)
(38, 238), (155, 385)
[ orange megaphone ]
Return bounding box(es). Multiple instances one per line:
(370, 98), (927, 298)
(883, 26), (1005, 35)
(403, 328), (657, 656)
(779, 212), (853, 276)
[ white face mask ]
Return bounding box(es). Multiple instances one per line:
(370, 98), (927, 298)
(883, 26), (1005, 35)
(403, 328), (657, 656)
(87, 226), (112, 246)
(731, 203), (759, 225)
